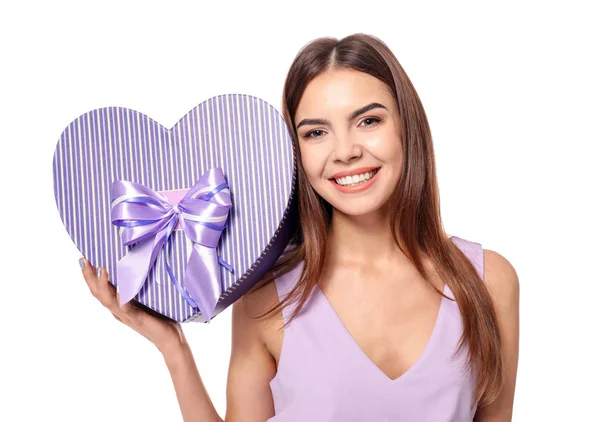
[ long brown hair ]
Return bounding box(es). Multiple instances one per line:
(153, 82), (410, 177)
(247, 33), (503, 408)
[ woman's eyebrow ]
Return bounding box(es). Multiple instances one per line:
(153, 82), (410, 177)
(296, 102), (388, 129)
(348, 102), (387, 121)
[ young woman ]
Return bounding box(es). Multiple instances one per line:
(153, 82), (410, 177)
(80, 33), (519, 421)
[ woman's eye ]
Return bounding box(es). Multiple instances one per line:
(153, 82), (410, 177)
(305, 129), (325, 139)
(359, 117), (381, 127)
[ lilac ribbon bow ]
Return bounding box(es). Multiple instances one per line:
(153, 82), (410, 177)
(110, 168), (233, 322)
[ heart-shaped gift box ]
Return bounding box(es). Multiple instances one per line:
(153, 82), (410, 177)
(53, 94), (297, 323)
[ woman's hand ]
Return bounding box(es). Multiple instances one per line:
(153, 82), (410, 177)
(79, 257), (186, 356)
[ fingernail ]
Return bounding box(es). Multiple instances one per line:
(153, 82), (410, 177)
(96, 267), (102, 278)
(79, 258), (85, 270)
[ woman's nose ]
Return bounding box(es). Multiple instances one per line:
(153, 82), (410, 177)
(332, 134), (362, 163)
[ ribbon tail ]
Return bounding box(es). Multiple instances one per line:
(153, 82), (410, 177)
(183, 243), (222, 323)
(116, 237), (159, 306)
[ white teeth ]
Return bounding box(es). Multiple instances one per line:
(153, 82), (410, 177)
(334, 169), (379, 186)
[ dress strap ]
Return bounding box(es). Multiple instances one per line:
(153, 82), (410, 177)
(273, 262), (304, 324)
(450, 235), (484, 280)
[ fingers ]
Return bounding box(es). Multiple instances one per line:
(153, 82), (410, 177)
(79, 257), (151, 333)
(80, 257), (121, 315)
(80, 257), (99, 296)
(95, 262), (140, 326)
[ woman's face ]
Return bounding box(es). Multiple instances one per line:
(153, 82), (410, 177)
(294, 68), (403, 217)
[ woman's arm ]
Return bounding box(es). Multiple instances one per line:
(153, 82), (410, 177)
(81, 259), (276, 422)
(163, 339), (223, 422)
(474, 249), (520, 422)
(163, 282), (278, 422)
(224, 282), (279, 421)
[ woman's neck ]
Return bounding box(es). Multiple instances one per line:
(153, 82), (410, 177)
(326, 205), (408, 270)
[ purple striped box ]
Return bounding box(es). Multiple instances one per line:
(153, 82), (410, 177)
(53, 94), (297, 323)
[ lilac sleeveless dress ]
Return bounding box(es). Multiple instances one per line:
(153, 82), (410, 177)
(267, 236), (484, 422)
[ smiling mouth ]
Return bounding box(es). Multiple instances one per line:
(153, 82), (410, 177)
(331, 168), (380, 187)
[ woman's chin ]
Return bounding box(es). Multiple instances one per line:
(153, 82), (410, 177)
(330, 199), (389, 219)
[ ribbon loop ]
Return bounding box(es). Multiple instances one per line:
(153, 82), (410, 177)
(110, 167), (233, 322)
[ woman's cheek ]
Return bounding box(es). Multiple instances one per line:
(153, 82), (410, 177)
(364, 132), (402, 161)
(363, 133), (386, 150)
(301, 146), (328, 178)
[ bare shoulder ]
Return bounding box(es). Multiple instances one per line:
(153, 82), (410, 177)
(226, 274), (283, 421)
(482, 249), (520, 307)
(233, 272), (286, 364)
(242, 273), (284, 321)
(474, 249), (520, 420)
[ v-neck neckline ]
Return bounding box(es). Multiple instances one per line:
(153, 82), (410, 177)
(313, 282), (449, 384)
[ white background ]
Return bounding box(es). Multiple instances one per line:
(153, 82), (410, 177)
(1, 1), (598, 421)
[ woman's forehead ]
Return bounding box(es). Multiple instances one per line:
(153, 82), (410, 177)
(296, 70), (393, 122)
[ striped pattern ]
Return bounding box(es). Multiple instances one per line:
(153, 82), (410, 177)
(53, 94), (296, 322)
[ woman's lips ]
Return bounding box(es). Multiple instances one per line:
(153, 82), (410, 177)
(330, 166), (381, 179)
(329, 168), (381, 193)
